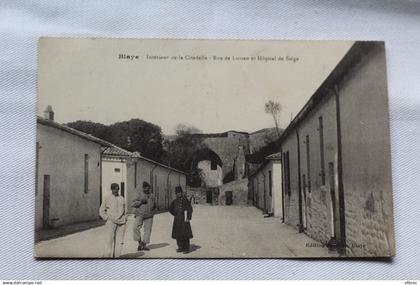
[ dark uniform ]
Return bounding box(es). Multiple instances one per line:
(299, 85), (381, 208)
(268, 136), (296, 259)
(169, 195), (193, 252)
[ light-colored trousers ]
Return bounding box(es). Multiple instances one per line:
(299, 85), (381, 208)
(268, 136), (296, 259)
(104, 220), (126, 258)
(133, 215), (154, 244)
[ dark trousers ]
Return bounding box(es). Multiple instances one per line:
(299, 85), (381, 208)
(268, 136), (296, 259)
(176, 238), (190, 251)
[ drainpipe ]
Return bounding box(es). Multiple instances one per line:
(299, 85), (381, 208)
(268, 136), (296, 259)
(296, 129), (304, 233)
(280, 146), (285, 223)
(334, 86), (346, 255)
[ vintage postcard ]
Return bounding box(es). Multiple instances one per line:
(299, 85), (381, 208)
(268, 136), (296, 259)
(35, 38), (395, 258)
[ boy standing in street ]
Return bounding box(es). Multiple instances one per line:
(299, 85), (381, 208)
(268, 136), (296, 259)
(132, 181), (156, 251)
(99, 183), (127, 258)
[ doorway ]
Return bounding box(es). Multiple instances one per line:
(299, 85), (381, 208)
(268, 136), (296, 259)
(120, 182), (125, 197)
(42, 174), (51, 228)
(225, 191), (233, 205)
(206, 190), (213, 204)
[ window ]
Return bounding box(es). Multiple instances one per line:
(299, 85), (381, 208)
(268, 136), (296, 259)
(319, 116), (326, 185)
(35, 142), (39, 196)
(268, 170), (272, 196)
(211, 160), (217, 170)
(305, 135), (311, 193)
(114, 168), (121, 173)
(84, 154), (89, 193)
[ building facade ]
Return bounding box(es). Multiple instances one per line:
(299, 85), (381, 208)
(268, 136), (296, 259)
(126, 154), (187, 213)
(36, 112), (109, 230)
(197, 160), (223, 188)
(36, 106), (187, 230)
(101, 146), (130, 205)
(189, 148), (223, 204)
(248, 153), (282, 216)
(280, 42), (395, 257)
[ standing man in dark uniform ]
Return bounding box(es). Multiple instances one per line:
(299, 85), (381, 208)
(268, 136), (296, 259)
(169, 186), (193, 254)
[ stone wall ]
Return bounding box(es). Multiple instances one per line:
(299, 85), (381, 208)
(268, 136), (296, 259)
(295, 89), (338, 242)
(281, 92), (341, 242)
(191, 129), (278, 185)
(186, 187), (207, 205)
(234, 146), (246, 180)
(186, 179), (248, 206)
(219, 178), (249, 206)
(305, 187), (333, 245)
(280, 43), (395, 257)
(344, 189), (392, 256)
(197, 160), (223, 187)
(203, 135), (248, 179)
(338, 44), (394, 257)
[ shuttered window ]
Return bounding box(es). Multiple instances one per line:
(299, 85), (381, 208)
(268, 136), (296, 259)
(84, 154), (89, 193)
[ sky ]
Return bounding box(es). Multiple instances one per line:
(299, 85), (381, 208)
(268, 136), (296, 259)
(37, 38), (353, 135)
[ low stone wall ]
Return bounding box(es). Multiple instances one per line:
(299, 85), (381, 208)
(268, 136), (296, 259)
(219, 178), (249, 206)
(186, 187), (207, 204)
(344, 189), (394, 257)
(305, 187), (333, 246)
(284, 187), (300, 230)
(186, 179), (248, 206)
(285, 184), (394, 257)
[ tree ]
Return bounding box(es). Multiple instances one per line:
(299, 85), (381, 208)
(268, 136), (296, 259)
(246, 140), (280, 164)
(163, 124), (204, 174)
(264, 100), (282, 139)
(67, 120), (111, 142)
(174, 123), (203, 136)
(67, 119), (165, 162)
(109, 119), (164, 162)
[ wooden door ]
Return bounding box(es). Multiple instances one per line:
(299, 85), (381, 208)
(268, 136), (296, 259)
(42, 175), (51, 228)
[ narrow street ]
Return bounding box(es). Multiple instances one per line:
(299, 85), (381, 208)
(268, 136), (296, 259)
(35, 205), (337, 258)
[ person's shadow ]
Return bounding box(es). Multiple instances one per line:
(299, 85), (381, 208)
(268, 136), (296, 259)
(148, 242), (170, 250)
(119, 243), (170, 258)
(119, 251), (145, 258)
(188, 244), (201, 253)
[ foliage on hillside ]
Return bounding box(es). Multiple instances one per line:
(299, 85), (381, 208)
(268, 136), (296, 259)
(246, 139), (281, 165)
(67, 120), (281, 179)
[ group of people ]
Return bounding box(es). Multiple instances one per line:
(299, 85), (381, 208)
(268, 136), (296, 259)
(99, 181), (193, 258)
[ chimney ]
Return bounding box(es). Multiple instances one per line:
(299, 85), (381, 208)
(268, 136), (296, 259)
(43, 105), (54, 121)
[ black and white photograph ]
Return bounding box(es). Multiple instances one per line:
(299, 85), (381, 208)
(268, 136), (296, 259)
(34, 38), (395, 258)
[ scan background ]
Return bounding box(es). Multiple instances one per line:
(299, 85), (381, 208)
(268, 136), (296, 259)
(0, 0), (419, 279)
